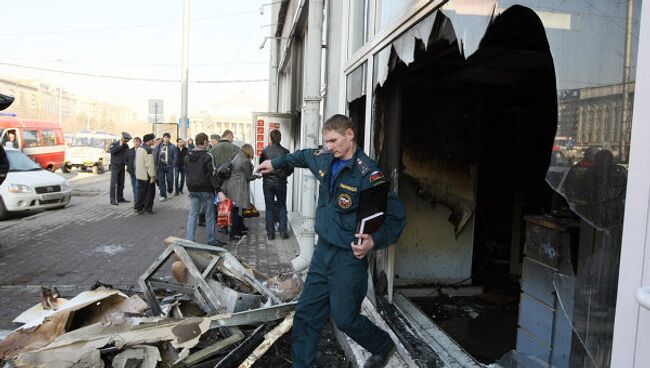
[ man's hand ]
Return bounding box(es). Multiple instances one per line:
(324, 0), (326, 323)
(218, 192), (227, 202)
(351, 234), (375, 259)
(257, 160), (274, 175)
(150, 177), (157, 184)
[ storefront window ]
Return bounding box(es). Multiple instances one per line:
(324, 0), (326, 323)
(347, 0), (369, 56)
(368, 0), (642, 366)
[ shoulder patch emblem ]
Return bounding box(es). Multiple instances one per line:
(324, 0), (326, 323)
(369, 171), (384, 183)
(314, 149), (331, 156)
(339, 183), (358, 192)
(337, 193), (352, 209)
(319, 169), (325, 178)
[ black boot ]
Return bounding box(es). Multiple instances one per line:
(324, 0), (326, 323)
(363, 344), (395, 368)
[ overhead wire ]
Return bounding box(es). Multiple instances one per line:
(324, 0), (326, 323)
(0, 10), (256, 37)
(0, 62), (267, 84)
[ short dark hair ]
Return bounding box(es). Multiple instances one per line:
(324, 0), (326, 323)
(270, 129), (281, 144)
(195, 132), (208, 146)
(163, 132), (171, 138)
(222, 130), (234, 140)
(322, 114), (355, 136)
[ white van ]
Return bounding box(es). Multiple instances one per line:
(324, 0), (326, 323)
(63, 132), (118, 174)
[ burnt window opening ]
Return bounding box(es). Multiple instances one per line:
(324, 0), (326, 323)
(371, 6), (573, 365)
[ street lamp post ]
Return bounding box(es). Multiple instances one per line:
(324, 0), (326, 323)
(180, 0), (190, 139)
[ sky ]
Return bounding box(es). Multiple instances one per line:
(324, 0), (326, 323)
(0, 0), (272, 120)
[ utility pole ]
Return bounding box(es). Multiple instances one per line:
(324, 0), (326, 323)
(180, 0), (190, 139)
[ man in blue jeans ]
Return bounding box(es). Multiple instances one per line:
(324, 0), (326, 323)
(259, 129), (293, 240)
(184, 132), (224, 246)
(154, 132), (177, 201)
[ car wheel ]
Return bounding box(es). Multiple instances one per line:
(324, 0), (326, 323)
(80, 165), (87, 171)
(62, 163), (71, 173)
(47, 165), (55, 172)
(48, 205), (67, 210)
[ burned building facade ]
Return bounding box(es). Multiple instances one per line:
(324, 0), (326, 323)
(267, 0), (650, 367)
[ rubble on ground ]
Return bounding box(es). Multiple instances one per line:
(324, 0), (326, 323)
(0, 237), (304, 368)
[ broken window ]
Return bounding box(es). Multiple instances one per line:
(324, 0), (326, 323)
(366, 0), (642, 367)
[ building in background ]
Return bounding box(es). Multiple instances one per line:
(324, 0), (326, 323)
(188, 111), (252, 144)
(267, 0), (650, 366)
(0, 78), (139, 135)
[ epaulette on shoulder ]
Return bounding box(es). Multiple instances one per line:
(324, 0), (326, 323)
(313, 149), (331, 156)
(354, 155), (372, 176)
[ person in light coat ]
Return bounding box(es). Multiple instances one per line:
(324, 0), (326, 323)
(222, 144), (259, 240)
(134, 134), (157, 214)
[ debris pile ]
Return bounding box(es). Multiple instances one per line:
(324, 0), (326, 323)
(0, 237), (304, 367)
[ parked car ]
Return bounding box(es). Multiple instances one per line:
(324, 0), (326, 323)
(63, 131), (117, 174)
(0, 118), (66, 172)
(0, 148), (72, 219)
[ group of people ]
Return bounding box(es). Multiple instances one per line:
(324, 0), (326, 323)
(108, 128), (294, 246)
(108, 132), (190, 209)
(184, 129), (293, 245)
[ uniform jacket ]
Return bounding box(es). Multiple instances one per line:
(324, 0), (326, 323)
(211, 140), (239, 169)
(185, 148), (215, 193)
(272, 147), (406, 249)
(259, 142), (292, 184)
(224, 151), (257, 210)
(135, 145), (156, 181)
(153, 142), (177, 167)
(110, 140), (130, 167)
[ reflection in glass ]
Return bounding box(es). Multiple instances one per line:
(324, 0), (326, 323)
(377, 0), (417, 32)
(348, 0), (369, 56)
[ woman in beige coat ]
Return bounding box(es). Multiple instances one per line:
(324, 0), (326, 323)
(224, 144), (259, 239)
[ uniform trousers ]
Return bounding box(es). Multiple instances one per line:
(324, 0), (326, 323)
(109, 164), (126, 202)
(291, 240), (393, 367)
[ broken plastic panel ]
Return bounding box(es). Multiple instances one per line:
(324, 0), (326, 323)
(552, 230), (623, 368)
(440, 0), (501, 57)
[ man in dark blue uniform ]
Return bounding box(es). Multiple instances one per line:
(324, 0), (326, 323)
(257, 114), (406, 368)
(109, 132), (132, 205)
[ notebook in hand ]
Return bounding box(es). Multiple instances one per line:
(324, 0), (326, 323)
(355, 181), (389, 245)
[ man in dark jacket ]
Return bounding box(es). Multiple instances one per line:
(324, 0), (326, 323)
(260, 129), (292, 240)
(154, 132), (177, 201)
(109, 131), (132, 205)
(0, 94), (14, 186)
(185, 132), (223, 246)
(175, 138), (188, 195)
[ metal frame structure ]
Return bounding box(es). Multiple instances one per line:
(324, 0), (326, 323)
(138, 238), (281, 317)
